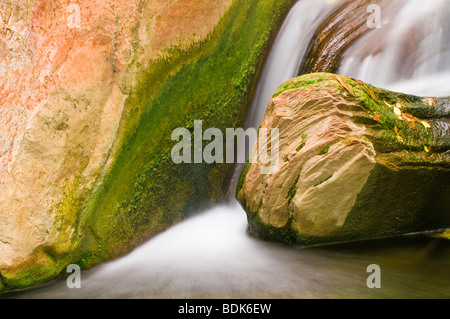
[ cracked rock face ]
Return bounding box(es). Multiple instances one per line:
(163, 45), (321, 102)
(237, 73), (450, 245)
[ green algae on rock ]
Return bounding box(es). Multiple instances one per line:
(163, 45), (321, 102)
(236, 73), (450, 246)
(0, 0), (297, 293)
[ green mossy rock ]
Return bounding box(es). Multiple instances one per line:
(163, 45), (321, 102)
(0, 0), (297, 293)
(237, 73), (450, 246)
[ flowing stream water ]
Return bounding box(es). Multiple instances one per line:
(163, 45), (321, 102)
(12, 0), (450, 299)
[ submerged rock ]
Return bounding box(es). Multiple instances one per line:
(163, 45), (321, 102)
(236, 73), (450, 245)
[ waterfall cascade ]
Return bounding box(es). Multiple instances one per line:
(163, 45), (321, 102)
(339, 0), (450, 96)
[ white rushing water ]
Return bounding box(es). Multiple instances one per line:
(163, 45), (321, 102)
(339, 0), (450, 96)
(244, 0), (345, 128)
(14, 0), (450, 299)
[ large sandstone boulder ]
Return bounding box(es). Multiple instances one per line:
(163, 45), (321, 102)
(237, 73), (450, 245)
(0, 0), (296, 292)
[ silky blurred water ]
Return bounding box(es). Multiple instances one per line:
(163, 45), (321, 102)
(9, 0), (450, 299)
(339, 0), (450, 96)
(10, 203), (450, 299)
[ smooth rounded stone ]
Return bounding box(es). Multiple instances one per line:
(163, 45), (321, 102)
(236, 72), (450, 246)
